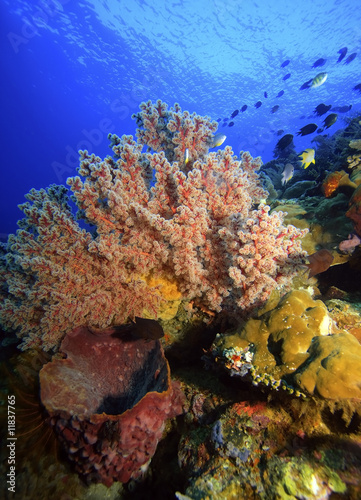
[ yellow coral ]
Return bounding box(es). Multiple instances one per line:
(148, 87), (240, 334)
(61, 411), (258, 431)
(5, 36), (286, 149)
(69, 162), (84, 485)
(349, 139), (361, 150)
(294, 332), (361, 398)
(142, 273), (182, 320)
(215, 290), (361, 400)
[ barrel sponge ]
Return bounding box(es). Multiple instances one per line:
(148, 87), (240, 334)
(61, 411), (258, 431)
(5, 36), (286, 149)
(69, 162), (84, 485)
(39, 326), (184, 485)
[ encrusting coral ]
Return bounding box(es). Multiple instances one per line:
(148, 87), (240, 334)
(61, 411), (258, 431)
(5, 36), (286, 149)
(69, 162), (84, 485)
(0, 100), (305, 352)
(210, 290), (361, 400)
(349, 139), (361, 150)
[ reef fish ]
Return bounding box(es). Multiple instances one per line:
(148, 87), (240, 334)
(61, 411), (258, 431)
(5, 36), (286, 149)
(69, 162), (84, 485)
(255, 101), (262, 108)
(89, 317), (165, 340)
(241, 104), (248, 112)
(296, 123), (318, 136)
(300, 79), (313, 90)
(130, 317), (164, 340)
(271, 105), (279, 113)
(331, 105), (352, 113)
(211, 133), (227, 147)
(184, 148), (189, 165)
(228, 121), (234, 127)
(276, 134), (294, 150)
(283, 73), (291, 81)
(298, 148), (315, 169)
(344, 52), (357, 64)
(312, 58), (326, 68)
(281, 60), (290, 68)
(337, 47), (347, 63)
(276, 90), (284, 97)
(323, 113), (338, 129)
(306, 249), (334, 278)
(311, 72), (328, 88)
(231, 109), (239, 118)
(314, 103), (332, 116)
(281, 163), (294, 186)
(353, 83), (361, 94)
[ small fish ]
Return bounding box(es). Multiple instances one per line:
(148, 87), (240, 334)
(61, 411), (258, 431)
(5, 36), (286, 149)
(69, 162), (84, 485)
(322, 113), (338, 129)
(314, 103), (332, 116)
(276, 90), (284, 97)
(344, 52), (357, 64)
(241, 104), (248, 112)
(299, 148), (315, 169)
(255, 101), (262, 108)
(339, 233), (361, 253)
(211, 133), (227, 147)
(228, 121), (234, 127)
(216, 118), (221, 122)
(130, 317), (164, 340)
(312, 58), (326, 68)
(283, 73), (291, 81)
(331, 105), (352, 113)
(276, 129), (284, 136)
(276, 133), (294, 150)
(271, 105), (279, 113)
(311, 72), (327, 88)
(281, 60), (290, 68)
(337, 47), (347, 63)
(306, 249), (334, 278)
(89, 317), (165, 341)
(353, 83), (361, 94)
(264, 91), (268, 98)
(300, 79), (313, 90)
(231, 109), (239, 118)
(281, 163), (294, 186)
(296, 123), (318, 136)
(184, 148), (189, 165)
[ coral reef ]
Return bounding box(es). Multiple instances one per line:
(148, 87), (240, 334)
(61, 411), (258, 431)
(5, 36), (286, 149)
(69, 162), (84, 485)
(349, 139), (361, 150)
(210, 290), (361, 400)
(40, 325), (184, 485)
(347, 184), (361, 236)
(322, 170), (357, 198)
(347, 153), (361, 170)
(177, 397), (358, 500)
(0, 100), (305, 351)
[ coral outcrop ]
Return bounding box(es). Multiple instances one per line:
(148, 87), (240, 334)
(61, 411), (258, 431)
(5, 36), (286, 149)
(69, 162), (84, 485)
(0, 100), (306, 351)
(211, 290), (361, 400)
(346, 184), (361, 236)
(40, 325), (184, 485)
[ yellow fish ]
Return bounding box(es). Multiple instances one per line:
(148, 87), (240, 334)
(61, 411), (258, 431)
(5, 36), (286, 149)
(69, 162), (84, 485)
(299, 148), (315, 169)
(211, 133), (226, 148)
(311, 72), (327, 88)
(184, 148), (189, 165)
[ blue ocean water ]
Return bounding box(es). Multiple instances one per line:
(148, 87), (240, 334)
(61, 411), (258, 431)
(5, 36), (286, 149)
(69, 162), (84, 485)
(1, 0), (361, 236)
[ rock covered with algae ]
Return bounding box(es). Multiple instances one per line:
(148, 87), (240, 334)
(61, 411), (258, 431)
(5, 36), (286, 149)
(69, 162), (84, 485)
(210, 289), (361, 400)
(177, 399), (352, 500)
